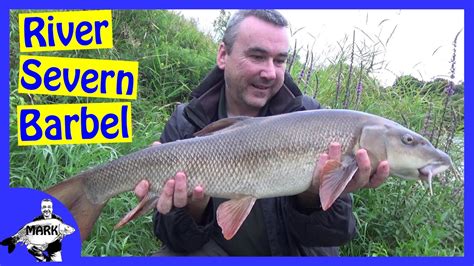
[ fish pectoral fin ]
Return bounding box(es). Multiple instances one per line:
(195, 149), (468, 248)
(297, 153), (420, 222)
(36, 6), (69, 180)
(194, 117), (251, 137)
(114, 192), (159, 230)
(216, 196), (257, 240)
(319, 156), (358, 211)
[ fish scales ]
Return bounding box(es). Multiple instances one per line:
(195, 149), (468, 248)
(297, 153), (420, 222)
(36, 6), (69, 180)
(82, 110), (373, 204)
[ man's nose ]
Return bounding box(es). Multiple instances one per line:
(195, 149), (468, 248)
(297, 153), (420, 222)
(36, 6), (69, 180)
(260, 60), (277, 80)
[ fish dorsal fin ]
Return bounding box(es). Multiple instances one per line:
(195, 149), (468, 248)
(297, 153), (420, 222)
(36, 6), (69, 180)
(319, 156), (358, 210)
(216, 196), (257, 240)
(114, 192), (159, 230)
(194, 117), (251, 137)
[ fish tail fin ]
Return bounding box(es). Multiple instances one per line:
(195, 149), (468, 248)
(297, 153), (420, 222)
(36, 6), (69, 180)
(45, 174), (105, 242)
(1, 237), (17, 253)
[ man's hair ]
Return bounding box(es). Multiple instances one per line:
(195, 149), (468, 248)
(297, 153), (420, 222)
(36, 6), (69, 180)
(41, 199), (52, 204)
(222, 10), (288, 54)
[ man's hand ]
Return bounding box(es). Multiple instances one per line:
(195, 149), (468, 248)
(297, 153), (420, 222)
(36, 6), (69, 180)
(323, 142), (390, 193)
(133, 142), (210, 223)
(297, 142), (390, 208)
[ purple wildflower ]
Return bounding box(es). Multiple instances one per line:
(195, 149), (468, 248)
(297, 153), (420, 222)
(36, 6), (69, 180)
(306, 54), (314, 85)
(298, 50), (310, 84)
(444, 81), (455, 96)
(298, 68), (305, 82)
(357, 80), (363, 94)
(355, 80), (363, 109)
(434, 30), (461, 147)
(343, 30), (356, 109)
(334, 61), (343, 108)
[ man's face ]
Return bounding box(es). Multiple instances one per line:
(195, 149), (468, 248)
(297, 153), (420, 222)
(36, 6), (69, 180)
(41, 201), (53, 219)
(217, 16), (289, 115)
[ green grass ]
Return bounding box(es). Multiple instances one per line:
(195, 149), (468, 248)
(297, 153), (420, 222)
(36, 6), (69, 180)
(341, 177), (464, 256)
(9, 10), (464, 256)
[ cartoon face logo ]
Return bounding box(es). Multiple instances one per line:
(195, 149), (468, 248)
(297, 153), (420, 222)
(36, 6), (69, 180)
(0, 199), (75, 262)
(41, 199), (53, 219)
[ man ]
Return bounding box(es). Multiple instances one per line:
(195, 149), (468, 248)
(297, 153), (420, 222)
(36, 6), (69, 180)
(27, 199), (64, 262)
(135, 10), (389, 256)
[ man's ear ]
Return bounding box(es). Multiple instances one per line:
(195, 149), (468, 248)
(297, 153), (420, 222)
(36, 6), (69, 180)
(216, 42), (227, 70)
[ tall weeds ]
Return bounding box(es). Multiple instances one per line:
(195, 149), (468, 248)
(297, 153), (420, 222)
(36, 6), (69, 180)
(287, 15), (464, 256)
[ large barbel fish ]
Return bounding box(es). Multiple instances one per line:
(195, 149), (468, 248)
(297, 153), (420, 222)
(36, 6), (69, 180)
(45, 109), (452, 242)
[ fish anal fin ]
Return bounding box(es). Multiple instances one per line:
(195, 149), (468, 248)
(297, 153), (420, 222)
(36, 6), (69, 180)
(319, 156), (358, 211)
(216, 196), (257, 240)
(114, 192), (159, 230)
(194, 117), (250, 137)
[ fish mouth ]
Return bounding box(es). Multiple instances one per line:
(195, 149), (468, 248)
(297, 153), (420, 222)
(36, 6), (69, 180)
(418, 162), (452, 195)
(417, 148), (453, 195)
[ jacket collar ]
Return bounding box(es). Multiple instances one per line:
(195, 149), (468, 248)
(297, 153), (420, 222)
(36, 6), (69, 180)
(184, 66), (305, 130)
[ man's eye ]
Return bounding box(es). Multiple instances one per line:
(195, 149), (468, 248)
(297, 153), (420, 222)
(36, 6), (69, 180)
(275, 59), (286, 65)
(251, 55), (264, 60)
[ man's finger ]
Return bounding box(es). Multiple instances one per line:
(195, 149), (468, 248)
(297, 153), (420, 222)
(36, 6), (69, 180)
(344, 149), (371, 192)
(366, 161), (390, 188)
(157, 179), (175, 214)
(356, 149), (371, 185)
(152, 141), (161, 146)
(316, 153), (328, 174)
(192, 185), (205, 201)
(173, 172), (188, 208)
(328, 142), (342, 161)
(134, 180), (149, 200)
(312, 153), (328, 189)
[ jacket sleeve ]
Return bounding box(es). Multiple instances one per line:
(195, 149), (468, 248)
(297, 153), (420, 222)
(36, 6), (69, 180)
(285, 194), (356, 247)
(152, 104), (216, 253)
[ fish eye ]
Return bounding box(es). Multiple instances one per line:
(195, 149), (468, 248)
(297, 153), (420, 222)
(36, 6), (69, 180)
(402, 134), (414, 145)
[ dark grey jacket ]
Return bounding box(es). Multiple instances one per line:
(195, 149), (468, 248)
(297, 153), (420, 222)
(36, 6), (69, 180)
(153, 67), (356, 256)
(32, 214), (63, 253)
